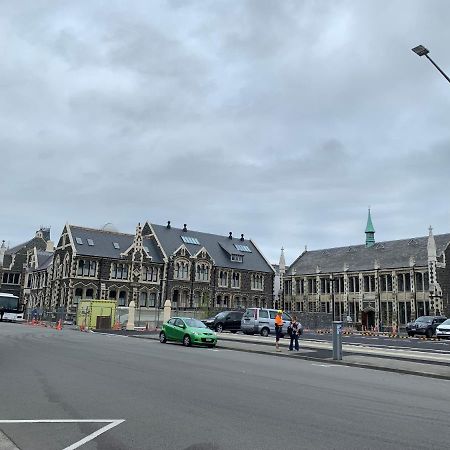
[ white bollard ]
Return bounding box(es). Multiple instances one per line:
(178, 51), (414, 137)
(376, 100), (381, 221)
(126, 301), (136, 330)
(163, 300), (172, 324)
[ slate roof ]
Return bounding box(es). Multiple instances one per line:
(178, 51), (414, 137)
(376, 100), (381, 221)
(287, 234), (450, 275)
(151, 224), (274, 273)
(36, 251), (53, 270)
(69, 226), (164, 263)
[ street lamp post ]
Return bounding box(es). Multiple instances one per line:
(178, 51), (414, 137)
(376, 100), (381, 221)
(330, 276), (335, 322)
(412, 45), (450, 84)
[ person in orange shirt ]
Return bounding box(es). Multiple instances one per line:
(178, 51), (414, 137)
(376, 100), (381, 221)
(274, 310), (284, 352)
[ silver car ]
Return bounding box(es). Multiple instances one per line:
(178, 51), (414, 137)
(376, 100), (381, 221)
(436, 318), (450, 340)
(241, 308), (293, 337)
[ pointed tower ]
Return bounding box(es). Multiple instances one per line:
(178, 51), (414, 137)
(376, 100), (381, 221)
(427, 226), (442, 314)
(0, 240), (6, 266)
(365, 208), (375, 247)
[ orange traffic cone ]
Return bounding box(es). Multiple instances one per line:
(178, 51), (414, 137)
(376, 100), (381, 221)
(56, 319), (62, 331)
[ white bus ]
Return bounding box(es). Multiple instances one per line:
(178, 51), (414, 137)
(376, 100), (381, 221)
(0, 293), (25, 322)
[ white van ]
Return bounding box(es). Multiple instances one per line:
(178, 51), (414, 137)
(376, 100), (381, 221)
(241, 308), (292, 337)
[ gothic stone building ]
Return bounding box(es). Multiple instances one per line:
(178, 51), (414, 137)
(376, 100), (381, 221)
(283, 211), (450, 330)
(0, 227), (52, 306)
(44, 221), (274, 314)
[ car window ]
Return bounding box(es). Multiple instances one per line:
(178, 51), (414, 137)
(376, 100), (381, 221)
(243, 309), (256, 319)
(441, 319), (450, 326)
(438, 318), (446, 323)
(282, 313), (291, 321)
(184, 318), (206, 328)
(259, 310), (269, 319)
(167, 318), (176, 325)
(174, 318), (185, 327)
(269, 311), (277, 319)
(216, 312), (227, 319)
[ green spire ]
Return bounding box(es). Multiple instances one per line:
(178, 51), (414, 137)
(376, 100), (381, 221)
(365, 208), (375, 247)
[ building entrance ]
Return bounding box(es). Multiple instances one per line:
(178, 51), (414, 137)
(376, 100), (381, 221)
(362, 310), (375, 330)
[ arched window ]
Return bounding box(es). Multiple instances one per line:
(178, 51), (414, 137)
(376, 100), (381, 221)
(118, 290), (127, 306)
(148, 292), (157, 307)
(175, 263), (181, 279)
(109, 290), (117, 300)
(86, 288), (94, 299)
(139, 291), (148, 307)
(74, 288), (83, 304)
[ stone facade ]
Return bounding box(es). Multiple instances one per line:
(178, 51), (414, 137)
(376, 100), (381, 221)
(18, 221), (275, 316)
(284, 216), (450, 331)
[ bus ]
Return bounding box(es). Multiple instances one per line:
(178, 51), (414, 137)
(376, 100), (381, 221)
(0, 293), (25, 322)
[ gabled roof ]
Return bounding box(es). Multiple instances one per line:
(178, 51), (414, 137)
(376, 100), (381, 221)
(68, 225), (164, 263)
(287, 233), (450, 275)
(150, 223), (273, 273)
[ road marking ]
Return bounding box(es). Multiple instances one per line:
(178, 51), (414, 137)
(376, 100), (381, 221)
(0, 419), (125, 450)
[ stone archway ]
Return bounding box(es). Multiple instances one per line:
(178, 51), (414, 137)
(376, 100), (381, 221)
(362, 308), (375, 330)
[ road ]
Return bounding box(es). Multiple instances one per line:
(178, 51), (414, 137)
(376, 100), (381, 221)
(1, 323), (450, 450)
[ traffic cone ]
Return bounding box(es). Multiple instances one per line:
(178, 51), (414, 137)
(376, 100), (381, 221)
(56, 319), (62, 331)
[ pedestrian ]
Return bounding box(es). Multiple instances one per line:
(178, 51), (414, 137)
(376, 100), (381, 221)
(274, 309), (284, 352)
(288, 316), (300, 351)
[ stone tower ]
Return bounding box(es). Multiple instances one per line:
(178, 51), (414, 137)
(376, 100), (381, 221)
(427, 226), (443, 315)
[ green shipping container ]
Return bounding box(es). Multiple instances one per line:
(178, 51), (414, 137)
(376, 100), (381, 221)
(76, 300), (117, 330)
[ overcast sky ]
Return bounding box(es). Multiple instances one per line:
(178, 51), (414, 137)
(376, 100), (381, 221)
(1, 0), (450, 264)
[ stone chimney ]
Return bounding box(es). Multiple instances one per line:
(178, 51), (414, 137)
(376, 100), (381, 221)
(45, 240), (55, 253)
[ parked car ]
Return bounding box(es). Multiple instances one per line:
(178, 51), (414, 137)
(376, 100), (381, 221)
(405, 316), (447, 337)
(436, 318), (450, 340)
(204, 310), (244, 333)
(159, 317), (217, 347)
(241, 308), (294, 337)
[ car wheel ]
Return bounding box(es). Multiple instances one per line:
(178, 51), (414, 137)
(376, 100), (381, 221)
(260, 327), (270, 337)
(426, 329), (433, 338)
(183, 334), (192, 347)
(159, 331), (167, 343)
(407, 332), (413, 337)
(230, 330), (238, 334)
(215, 323), (223, 333)
(208, 344), (216, 348)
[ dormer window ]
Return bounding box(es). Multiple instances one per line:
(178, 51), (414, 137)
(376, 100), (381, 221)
(231, 254), (243, 263)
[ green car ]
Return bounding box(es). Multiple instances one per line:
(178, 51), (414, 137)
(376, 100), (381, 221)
(159, 317), (218, 347)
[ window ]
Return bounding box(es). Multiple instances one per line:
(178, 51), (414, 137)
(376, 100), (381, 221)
(363, 275), (375, 292)
(380, 274), (393, 292)
(85, 288), (94, 299)
(174, 261), (189, 280)
(231, 272), (240, 288)
(234, 244), (252, 253)
(349, 276), (360, 293)
(113, 242), (120, 249)
(269, 311), (277, 319)
(320, 278), (331, 294)
(109, 290), (117, 300)
(181, 236), (200, 245)
(148, 293), (156, 307)
(75, 237), (83, 245)
(259, 310), (269, 319)
(251, 274), (264, 290)
(74, 288), (83, 304)
(77, 260), (97, 277)
(111, 263), (129, 280)
(118, 290), (127, 306)
(143, 266), (158, 282)
(139, 292), (148, 307)
(218, 271), (228, 287)
(2, 273), (20, 284)
(397, 273), (411, 292)
(231, 254), (243, 263)
(87, 239), (94, 246)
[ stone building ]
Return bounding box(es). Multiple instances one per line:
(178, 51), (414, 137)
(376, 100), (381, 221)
(27, 221), (274, 315)
(0, 227), (52, 306)
(283, 211), (450, 330)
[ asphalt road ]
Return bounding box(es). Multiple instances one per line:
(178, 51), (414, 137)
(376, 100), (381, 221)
(1, 323), (450, 450)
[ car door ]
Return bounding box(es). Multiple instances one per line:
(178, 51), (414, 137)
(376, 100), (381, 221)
(232, 312), (243, 331)
(223, 313), (233, 331)
(282, 313), (292, 334)
(267, 310), (277, 333)
(165, 318), (177, 340)
(173, 318), (187, 342)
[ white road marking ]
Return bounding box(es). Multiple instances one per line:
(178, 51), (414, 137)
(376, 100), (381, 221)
(0, 419), (125, 450)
